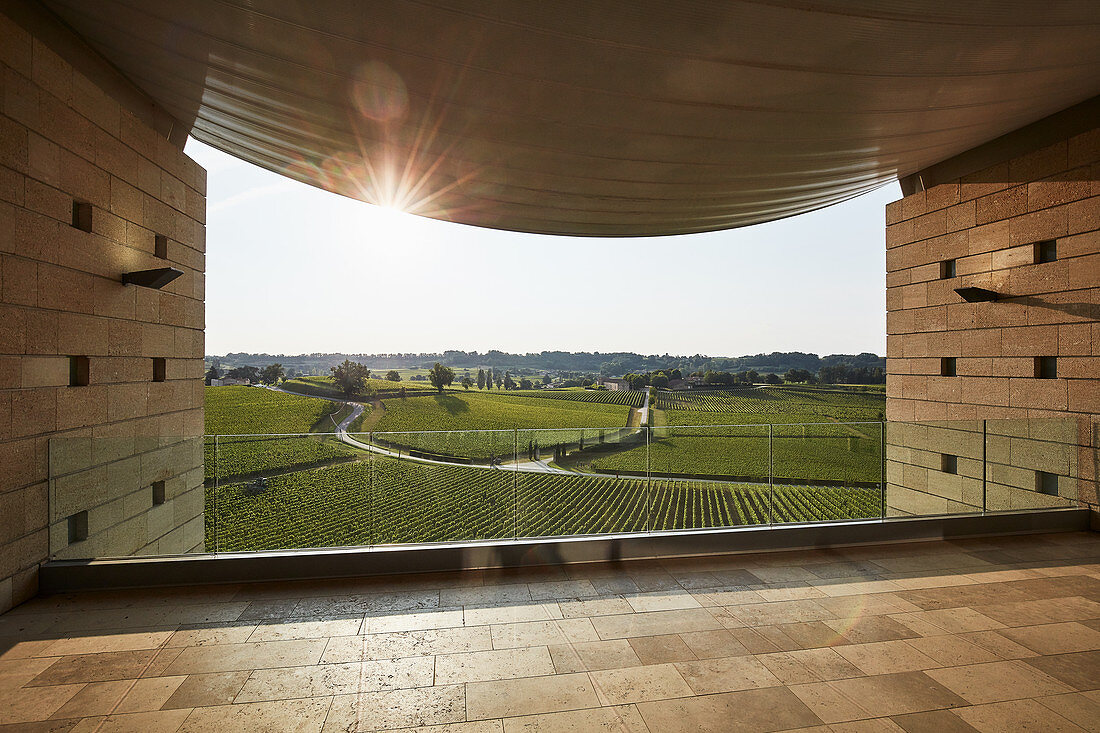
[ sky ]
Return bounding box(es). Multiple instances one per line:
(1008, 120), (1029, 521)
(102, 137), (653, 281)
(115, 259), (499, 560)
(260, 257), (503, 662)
(185, 138), (899, 359)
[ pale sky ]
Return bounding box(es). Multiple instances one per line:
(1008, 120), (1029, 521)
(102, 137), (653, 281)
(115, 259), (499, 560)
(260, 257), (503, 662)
(185, 138), (898, 358)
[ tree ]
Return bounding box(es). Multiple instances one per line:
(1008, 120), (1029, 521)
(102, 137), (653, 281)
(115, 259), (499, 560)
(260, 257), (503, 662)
(227, 365), (260, 383)
(428, 362), (455, 393)
(651, 373), (669, 389)
(260, 363), (284, 385)
(494, 373), (503, 389)
(541, 374), (551, 385)
(205, 364), (220, 385)
(461, 375), (474, 390)
(503, 371), (516, 390)
(746, 370), (759, 384)
(519, 378), (533, 389)
(764, 372), (782, 385)
(784, 368), (813, 383)
(624, 373), (647, 391)
(477, 368), (486, 390)
(331, 359), (370, 395)
(385, 370), (401, 382)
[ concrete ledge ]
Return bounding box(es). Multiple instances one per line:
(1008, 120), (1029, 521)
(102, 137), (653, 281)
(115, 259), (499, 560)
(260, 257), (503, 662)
(39, 508), (1091, 593)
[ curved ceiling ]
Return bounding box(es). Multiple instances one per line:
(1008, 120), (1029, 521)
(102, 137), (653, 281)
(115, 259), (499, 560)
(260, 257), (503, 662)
(44, 0), (1100, 236)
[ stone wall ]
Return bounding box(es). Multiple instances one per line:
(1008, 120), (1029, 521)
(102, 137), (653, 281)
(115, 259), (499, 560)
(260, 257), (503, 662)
(884, 111), (1098, 518)
(0, 9), (205, 612)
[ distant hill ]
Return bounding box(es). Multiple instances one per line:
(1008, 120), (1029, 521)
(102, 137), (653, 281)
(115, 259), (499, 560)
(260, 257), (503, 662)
(206, 350), (884, 380)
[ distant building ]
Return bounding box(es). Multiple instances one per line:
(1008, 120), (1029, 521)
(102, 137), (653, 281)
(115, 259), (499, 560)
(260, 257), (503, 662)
(211, 378), (250, 387)
(602, 378), (631, 391)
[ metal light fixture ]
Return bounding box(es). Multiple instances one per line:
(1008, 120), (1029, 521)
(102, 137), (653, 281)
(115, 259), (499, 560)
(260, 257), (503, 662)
(954, 286), (1000, 303)
(121, 267), (183, 289)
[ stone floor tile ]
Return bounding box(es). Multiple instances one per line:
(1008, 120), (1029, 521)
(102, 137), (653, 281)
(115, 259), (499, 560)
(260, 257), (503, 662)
(547, 644), (585, 673)
(366, 607), (465, 634)
(627, 634), (697, 664)
(954, 630), (1038, 660)
(589, 608), (721, 640)
(0, 656), (59, 690)
(0, 684), (84, 724)
(590, 663), (693, 705)
(747, 565), (822, 584)
(835, 640), (939, 675)
(569, 639), (642, 671)
(889, 709), (979, 733)
(811, 579), (904, 598)
(326, 687), (465, 731)
(161, 639), (326, 675)
(436, 647), (553, 684)
(74, 708), (193, 733)
(501, 703), (648, 732)
(788, 681), (873, 724)
(824, 615), (919, 644)
(490, 619), (596, 649)
(235, 662), (353, 702)
(971, 597), (1100, 627)
(925, 659), (1073, 704)
(678, 629), (752, 659)
(1036, 692), (1100, 732)
(556, 597), (633, 619)
(246, 617), (363, 642)
(1022, 650), (1100, 691)
(636, 685), (822, 732)
(725, 626), (792, 654)
(440, 584), (532, 608)
(161, 671), (251, 709)
(727, 600), (835, 627)
(42, 632), (174, 657)
(760, 648), (862, 683)
(825, 672), (968, 717)
(50, 679), (137, 718)
(902, 635), (1001, 667)
(693, 587), (766, 608)
(114, 675), (187, 713)
(951, 698), (1087, 733)
(464, 604), (560, 628)
(997, 621), (1100, 655)
(527, 580), (597, 602)
(804, 561), (886, 580)
(350, 627), (493, 662)
(28, 650), (161, 686)
(165, 622), (258, 648)
(178, 696), (332, 732)
(623, 591), (702, 613)
(674, 655), (780, 695)
(828, 720), (908, 733)
(0, 719), (83, 733)
(387, 723), (503, 733)
(466, 673), (597, 720)
(753, 585), (827, 603)
(772, 621), (852, 649)
(293, 590), (440, 617)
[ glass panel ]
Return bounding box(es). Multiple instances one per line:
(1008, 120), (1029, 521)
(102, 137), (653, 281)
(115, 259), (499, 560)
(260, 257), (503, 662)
(885, 421), (985, 517)
(648, 424), (771, 529)
(363, 429), (514, 543)
(49, 436), (205, 560)
(206, 433), (369, 551)
(515, 428), (647, 537)
(984, 418), (1078, 511)
(770, 422), (882, 523)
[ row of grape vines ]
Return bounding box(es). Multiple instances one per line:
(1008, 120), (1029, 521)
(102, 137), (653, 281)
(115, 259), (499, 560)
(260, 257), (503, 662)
(207, 460), (881, 551)
(507, 389), (645, 408)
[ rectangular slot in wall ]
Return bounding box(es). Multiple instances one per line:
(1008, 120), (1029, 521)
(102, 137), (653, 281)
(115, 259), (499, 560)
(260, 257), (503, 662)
(1034, 239), (1057, 263)
(152, 481), (166, 506)
(67, 511), (88, 544)
(939, 259), (956, 279)
(1036, 471), (1059, 496)
(154, 234), (169, 259)
(68, 356), (89, 387)
(71, 201), (92, 232)
(940, 454), (958, 474)
(940, 357), (957, 377)
(1035, 356), (1057, 379)
(152, 357), (166, 382)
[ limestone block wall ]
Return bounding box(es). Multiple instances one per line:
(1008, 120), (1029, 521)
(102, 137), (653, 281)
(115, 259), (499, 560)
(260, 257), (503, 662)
(884, 112), (1098, 517)
(0, 9), (205, 612)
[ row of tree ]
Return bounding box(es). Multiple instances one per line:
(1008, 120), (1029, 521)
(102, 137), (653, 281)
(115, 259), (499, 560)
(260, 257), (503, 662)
(205, 363), (284, 385)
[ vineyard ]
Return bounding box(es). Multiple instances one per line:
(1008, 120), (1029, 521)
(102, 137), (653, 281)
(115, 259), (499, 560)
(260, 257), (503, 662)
(206, 459), (883, 551)
(280, 375), (435, 399)
(588, 424), (882, 484)
(507, 388), (645, 408)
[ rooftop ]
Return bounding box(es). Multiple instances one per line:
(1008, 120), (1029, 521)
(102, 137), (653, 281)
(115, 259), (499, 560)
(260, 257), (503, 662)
(2, 531), (1098, 731)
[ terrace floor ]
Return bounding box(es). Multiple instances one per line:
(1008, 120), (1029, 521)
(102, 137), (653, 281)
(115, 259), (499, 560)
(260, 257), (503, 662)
(2, 532), (1099, 732)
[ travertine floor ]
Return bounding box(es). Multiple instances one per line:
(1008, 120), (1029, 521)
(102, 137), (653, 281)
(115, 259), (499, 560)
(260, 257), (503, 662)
(1, 532), (1099, 732)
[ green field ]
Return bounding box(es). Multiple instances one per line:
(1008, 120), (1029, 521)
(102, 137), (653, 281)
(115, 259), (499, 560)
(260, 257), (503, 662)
(206, 459), (883, 551)
(656, 386), (884, 423)
(204, 386), (359, 481)
(280, 375), (436, 399)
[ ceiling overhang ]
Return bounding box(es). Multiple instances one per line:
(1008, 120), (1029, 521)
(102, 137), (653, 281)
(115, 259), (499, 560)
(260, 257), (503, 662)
(41, 0), (1100, 236)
